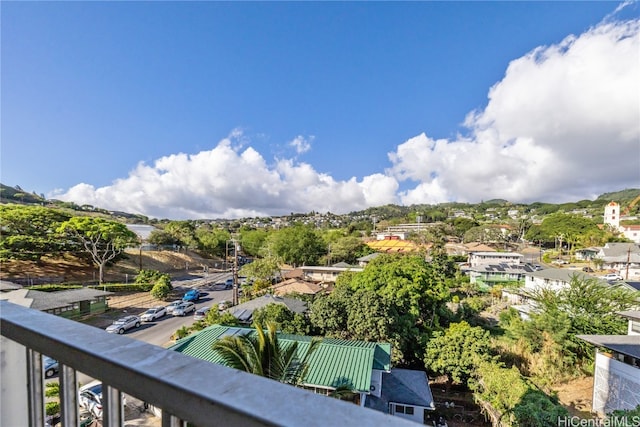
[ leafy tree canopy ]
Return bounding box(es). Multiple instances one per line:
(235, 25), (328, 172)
(57, 217), (139, 283)
(516, 275), (638, 362)
(266, 225), (326, 266)
(524, 212), (602, 247)
(424, 321), (494, 385)
(0, 204), (72, 260)
(251, 303), (311, 335)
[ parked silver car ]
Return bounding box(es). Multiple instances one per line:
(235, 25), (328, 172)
(602, 273), (623, 282)
(165, 300), (183, 314)
(105, 315), (141, 334)
(193, 306), (211, 321)
(140, 306), (167, 322)
(172, 301), (196, 316)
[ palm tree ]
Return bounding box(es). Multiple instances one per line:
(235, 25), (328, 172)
(211, 322), (321, 385)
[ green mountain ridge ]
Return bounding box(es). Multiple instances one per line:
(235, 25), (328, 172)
(2, 182), (639, 222)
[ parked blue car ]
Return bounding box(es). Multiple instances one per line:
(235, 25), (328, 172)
(183, 289), (201, 302)
(44, 356), (59, 378)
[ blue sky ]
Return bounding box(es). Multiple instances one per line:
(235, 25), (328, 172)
(2, 1), (639, 219)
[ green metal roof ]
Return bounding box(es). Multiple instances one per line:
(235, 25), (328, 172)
(169, 325), (391, 393)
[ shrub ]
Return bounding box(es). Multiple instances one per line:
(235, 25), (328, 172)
(151, 278), (172, 300)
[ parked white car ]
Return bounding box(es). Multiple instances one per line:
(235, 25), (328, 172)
(140, 306), (167, 322)
(602, 273), (623, 282)
(79, 380), (126, 419)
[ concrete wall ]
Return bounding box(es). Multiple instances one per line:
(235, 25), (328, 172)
(592, 352), (640, 415)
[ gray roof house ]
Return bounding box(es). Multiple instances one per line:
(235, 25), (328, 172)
(228, 294), (308, 324)
(596, 243), (640, 281)
(0, 280), (22, 292)
(502, 268), (630, 320)
(365, 368), (436, 424)
(577, 310), (640, 415)
(0, 288), (112, 317)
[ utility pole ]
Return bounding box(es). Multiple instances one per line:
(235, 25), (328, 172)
(625, 247), (631, 280)
(231, 234), (240, 306)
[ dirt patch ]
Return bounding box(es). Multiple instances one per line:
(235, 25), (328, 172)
(552, 376), (594, 417)
(0, 249), (220, 284)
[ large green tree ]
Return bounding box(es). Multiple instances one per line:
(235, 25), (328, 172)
(195, 226), (230, 257)
(524, 212), (603, 250)
(163, 221), (197, 250)
(267, 225), (325, 266)
(238, 228), (269, 257)
(326, 235), (372, 265)
(424, 321), (494, 385)
(211, 322), (321, 385)
(239, 255), (282, 295)
(518, 274), (638, 362)
(311, 253), (452, 364)
(58, 217), (139, 283)
(0, 205), (72, 260)
(251, 303), (311, 335)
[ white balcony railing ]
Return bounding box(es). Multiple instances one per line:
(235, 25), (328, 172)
(0, 300), (415, 426)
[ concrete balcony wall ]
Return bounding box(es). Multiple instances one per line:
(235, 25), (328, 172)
(0, 301), (415, 427)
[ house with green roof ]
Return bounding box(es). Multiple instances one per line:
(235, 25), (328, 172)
(0, 288), (112, 318)
(170, 325), (435, 423)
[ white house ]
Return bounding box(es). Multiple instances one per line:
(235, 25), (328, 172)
(299, 265), (363, 283)
(468, 252), (523, 268)
(578, 311), (640, 415)
(503, 269), (598, 320)
(595, 242), (640, 280)
(604, 201), (640, 244)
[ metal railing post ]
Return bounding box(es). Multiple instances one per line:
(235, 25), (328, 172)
(59, 364), (78, 426)
(27, 348), (45, 427)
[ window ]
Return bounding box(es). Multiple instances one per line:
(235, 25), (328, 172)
(632, 320), (640, 334)
(394, 405), (414, 415)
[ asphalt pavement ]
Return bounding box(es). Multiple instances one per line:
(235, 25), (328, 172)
(49, 275), (237, 426)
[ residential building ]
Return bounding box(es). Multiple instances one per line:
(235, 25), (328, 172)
(0, 288), (111, 317)
(578, 311), (640, 415)
(595, 242), (640, 280)
(503, 268), (597, 320)
(365, 369), (436, 424)
(299, 265), (364, 283)
(466, 263), (538, 289)
(468, 252), (523, 268)
(574, 247), (600, 261)
(357, 253), (381, 267)
(170, 324), (436, 423)
(227, 294), (308, 324)
(270, 277), (325, 297)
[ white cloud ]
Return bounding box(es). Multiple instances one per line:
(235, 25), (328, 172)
(389, 18), (640, 205)
(52, 131), (398, 219)
(52, 18), (639, 219)
(289, 135), (313, 154)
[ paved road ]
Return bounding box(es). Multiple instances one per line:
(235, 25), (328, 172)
(49, 277), (237, 426)
(126, 287), (234, 347)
